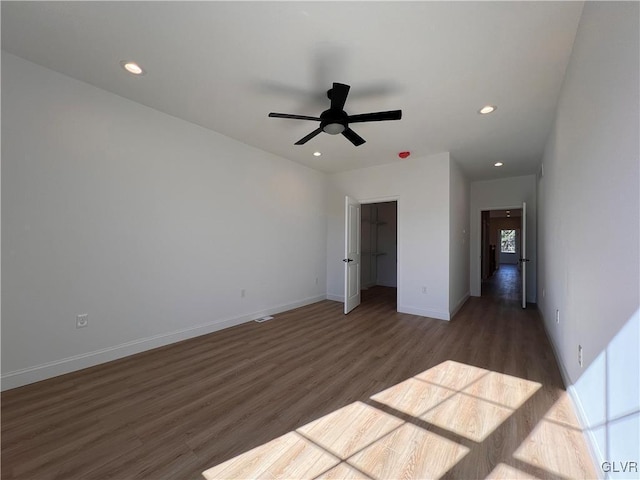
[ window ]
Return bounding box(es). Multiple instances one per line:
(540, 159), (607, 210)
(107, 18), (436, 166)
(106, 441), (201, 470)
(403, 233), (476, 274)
(500, 229), (516, 253)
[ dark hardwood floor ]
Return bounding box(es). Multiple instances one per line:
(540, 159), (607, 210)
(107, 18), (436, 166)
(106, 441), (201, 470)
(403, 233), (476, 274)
(1, 286), (596, 479)
(482, 264), (522, 302)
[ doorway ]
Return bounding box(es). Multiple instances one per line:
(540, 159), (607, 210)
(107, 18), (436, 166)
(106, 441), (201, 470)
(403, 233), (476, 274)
(481, 208), (523, 302)
(360, 201), (397, 308)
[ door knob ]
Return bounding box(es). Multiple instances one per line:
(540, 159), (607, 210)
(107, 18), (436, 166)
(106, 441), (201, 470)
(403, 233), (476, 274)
(343, 258), (354, 263)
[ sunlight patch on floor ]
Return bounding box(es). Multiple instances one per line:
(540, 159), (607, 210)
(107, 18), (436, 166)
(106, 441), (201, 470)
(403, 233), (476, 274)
(464, 371), (543, 410)
(514, 394), (595, 480)
(315, 462), (371, 479)
(201, 431), (338, 480)
(370, 378), (456, 417)
(348, 423), (470, 479)
(420, 391), (515, 442)
(415, 360), (489, 391)
(373, 360), (542, 442)
(201, 361), (590, 480)
(297, 402), (403, 459)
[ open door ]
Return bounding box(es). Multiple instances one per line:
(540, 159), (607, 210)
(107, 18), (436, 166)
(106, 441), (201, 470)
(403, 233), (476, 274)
(520, 201), (528, 308)
(344, 196), (361, 314)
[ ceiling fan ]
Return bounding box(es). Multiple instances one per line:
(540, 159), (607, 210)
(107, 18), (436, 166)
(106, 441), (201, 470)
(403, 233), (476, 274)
(268, 82), (402, 147)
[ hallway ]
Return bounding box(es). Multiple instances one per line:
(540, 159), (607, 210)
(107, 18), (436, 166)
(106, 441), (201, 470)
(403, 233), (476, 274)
(482, 264), (522, 303)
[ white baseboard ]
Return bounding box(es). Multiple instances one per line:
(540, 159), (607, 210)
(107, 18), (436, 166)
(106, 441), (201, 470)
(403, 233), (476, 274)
(325, 295), (449, 322)
(1, 294), (326, 391)
(398, 304), (450, 321)
(450, 292), (470, 319)
(538, 307), (604, 479)
(326, 293), (344, 302)
(567, 384), (605, 479)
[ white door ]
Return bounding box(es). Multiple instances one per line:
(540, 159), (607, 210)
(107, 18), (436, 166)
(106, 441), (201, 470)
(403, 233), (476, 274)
(344, 196), (361, 314)
(521, 201), (527, 308)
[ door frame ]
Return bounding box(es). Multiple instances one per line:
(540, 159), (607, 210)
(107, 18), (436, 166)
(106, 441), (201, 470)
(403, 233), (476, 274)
(346, 195), (401, 313)
(474, 205), (523, 299)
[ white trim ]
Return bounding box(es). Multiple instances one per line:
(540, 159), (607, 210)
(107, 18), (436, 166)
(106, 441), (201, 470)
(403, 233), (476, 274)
(471, 204), (522, 297)
(450, 292), (470, 319)
(567, 385), (605, 479)
(538, 307), (604, 479)
(326, 294), (344, 302)
(398, 304), (450, 321)
(1, 295), (326, 391)
(358, 195), (401, 204)
(357, 195), (401, 312)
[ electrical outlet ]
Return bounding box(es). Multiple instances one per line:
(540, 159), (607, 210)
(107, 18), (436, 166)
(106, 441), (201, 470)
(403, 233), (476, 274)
(315, 277), (319, 285)
(422, 286), (427, 294)
(76, 314), (88, 328)
(542, 288), (546, 298)
(555, 309), (560, 324)
(241, 289), (246, 298)
(578, 345), (583, 367)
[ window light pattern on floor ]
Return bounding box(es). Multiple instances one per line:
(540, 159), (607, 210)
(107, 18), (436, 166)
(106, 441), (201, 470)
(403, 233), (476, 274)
(202, 360), (598, 480)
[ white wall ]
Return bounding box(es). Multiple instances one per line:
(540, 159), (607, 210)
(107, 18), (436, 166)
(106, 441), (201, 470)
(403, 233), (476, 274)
(449, 158), (470, 315)
(327, 153), (451, 320)
(1, 53), (328, 389)
(470, 175), (537, 302)
(537, 3), (639, 477)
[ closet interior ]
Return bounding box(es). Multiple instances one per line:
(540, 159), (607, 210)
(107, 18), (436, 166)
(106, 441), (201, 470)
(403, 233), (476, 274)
(360, 201), (397, 296)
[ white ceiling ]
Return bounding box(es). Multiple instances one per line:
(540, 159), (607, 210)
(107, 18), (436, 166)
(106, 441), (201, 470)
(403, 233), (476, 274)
(1, 1), (584, 180)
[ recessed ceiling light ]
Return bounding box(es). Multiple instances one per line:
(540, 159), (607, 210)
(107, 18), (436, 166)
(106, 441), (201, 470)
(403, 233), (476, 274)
(313, 151), (322, 157)
(121, 61), (145, 75)
(479, 105), (497, 115)
(494, 162), (504, 167)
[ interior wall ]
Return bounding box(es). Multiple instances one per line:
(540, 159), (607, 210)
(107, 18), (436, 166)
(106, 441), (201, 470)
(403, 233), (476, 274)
(470, 175), (537, 302)
(1, 53), (328, 389)
(537, 2), (639, 475)
(326, 153), (451, 320)
(449, 158), (470, 314)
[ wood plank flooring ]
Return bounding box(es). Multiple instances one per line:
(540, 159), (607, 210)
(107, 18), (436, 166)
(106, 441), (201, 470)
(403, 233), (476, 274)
(482, 264), (522, 302)
(1, 288), (597, 479)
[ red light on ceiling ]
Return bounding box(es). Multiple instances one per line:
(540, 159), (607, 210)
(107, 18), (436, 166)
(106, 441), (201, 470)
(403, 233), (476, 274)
(398, 151), (411, 159)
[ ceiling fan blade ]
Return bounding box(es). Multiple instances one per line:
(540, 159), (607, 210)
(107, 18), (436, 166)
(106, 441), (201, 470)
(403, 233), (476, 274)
(295, 127), (323, 145)
(330, 83), (351, 111)
(342, 127), (366, 146)
(347, 110), (402, 123)
(269, 113), (321, 121)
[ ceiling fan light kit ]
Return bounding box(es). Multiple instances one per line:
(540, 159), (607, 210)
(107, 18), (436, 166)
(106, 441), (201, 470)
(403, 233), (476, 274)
(269, 82), (402, 147)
